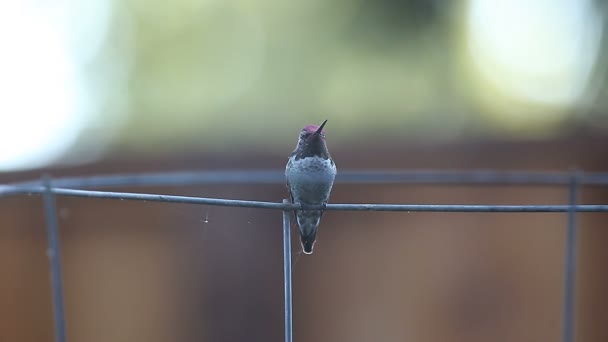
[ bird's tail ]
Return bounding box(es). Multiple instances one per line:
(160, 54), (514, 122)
(296, 210), (321, 254)
(300, 232), (317, 254)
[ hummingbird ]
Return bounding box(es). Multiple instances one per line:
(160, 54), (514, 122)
(285, 119), (337, 254)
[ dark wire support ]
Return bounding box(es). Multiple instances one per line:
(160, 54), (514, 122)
(4, 170), (608, 196)
(43, 178), (67, 342)
(282, 199), (293, 342)
(1, 170), (606, 342)
(563, 174), (579, 342)
(3, 187), (608, 212)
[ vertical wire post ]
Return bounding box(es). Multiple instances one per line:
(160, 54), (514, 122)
(282, 199), (293, 342)
(43, 177), (67, 342)
(562, 173), (578, 342)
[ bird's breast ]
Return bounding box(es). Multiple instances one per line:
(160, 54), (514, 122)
(285, 156), (336, 203)
(286, 156), (336, 178)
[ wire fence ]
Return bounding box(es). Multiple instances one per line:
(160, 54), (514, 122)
(3, 169), (608, 342)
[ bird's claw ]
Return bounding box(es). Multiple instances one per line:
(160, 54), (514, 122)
(320, 201), (327, 217)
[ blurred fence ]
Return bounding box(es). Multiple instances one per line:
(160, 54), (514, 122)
(2, 170), (608, 342)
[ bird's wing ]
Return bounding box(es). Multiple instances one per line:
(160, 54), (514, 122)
(286, 180), (299, 221)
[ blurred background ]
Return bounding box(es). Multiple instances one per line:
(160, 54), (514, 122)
(1, 0), (608, 341)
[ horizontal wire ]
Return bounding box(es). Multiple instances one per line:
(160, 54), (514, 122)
(2, 170), (608, 197)
(12, 187), (608, 212)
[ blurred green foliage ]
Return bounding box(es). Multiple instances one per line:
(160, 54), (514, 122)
(87, 0), (608, 153)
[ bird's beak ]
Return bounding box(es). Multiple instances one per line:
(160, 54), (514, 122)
(314, 119), (327, 135)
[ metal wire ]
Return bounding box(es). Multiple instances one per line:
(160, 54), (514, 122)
(42, 178), (67, 342)
(563, 175), (579, 342)
(5, 186), (608, 212)
(2, 170), (607, 342)
(282, 199), (293, 342)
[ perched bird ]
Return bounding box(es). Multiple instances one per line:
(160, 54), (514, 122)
(285, 120), (337, 254)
